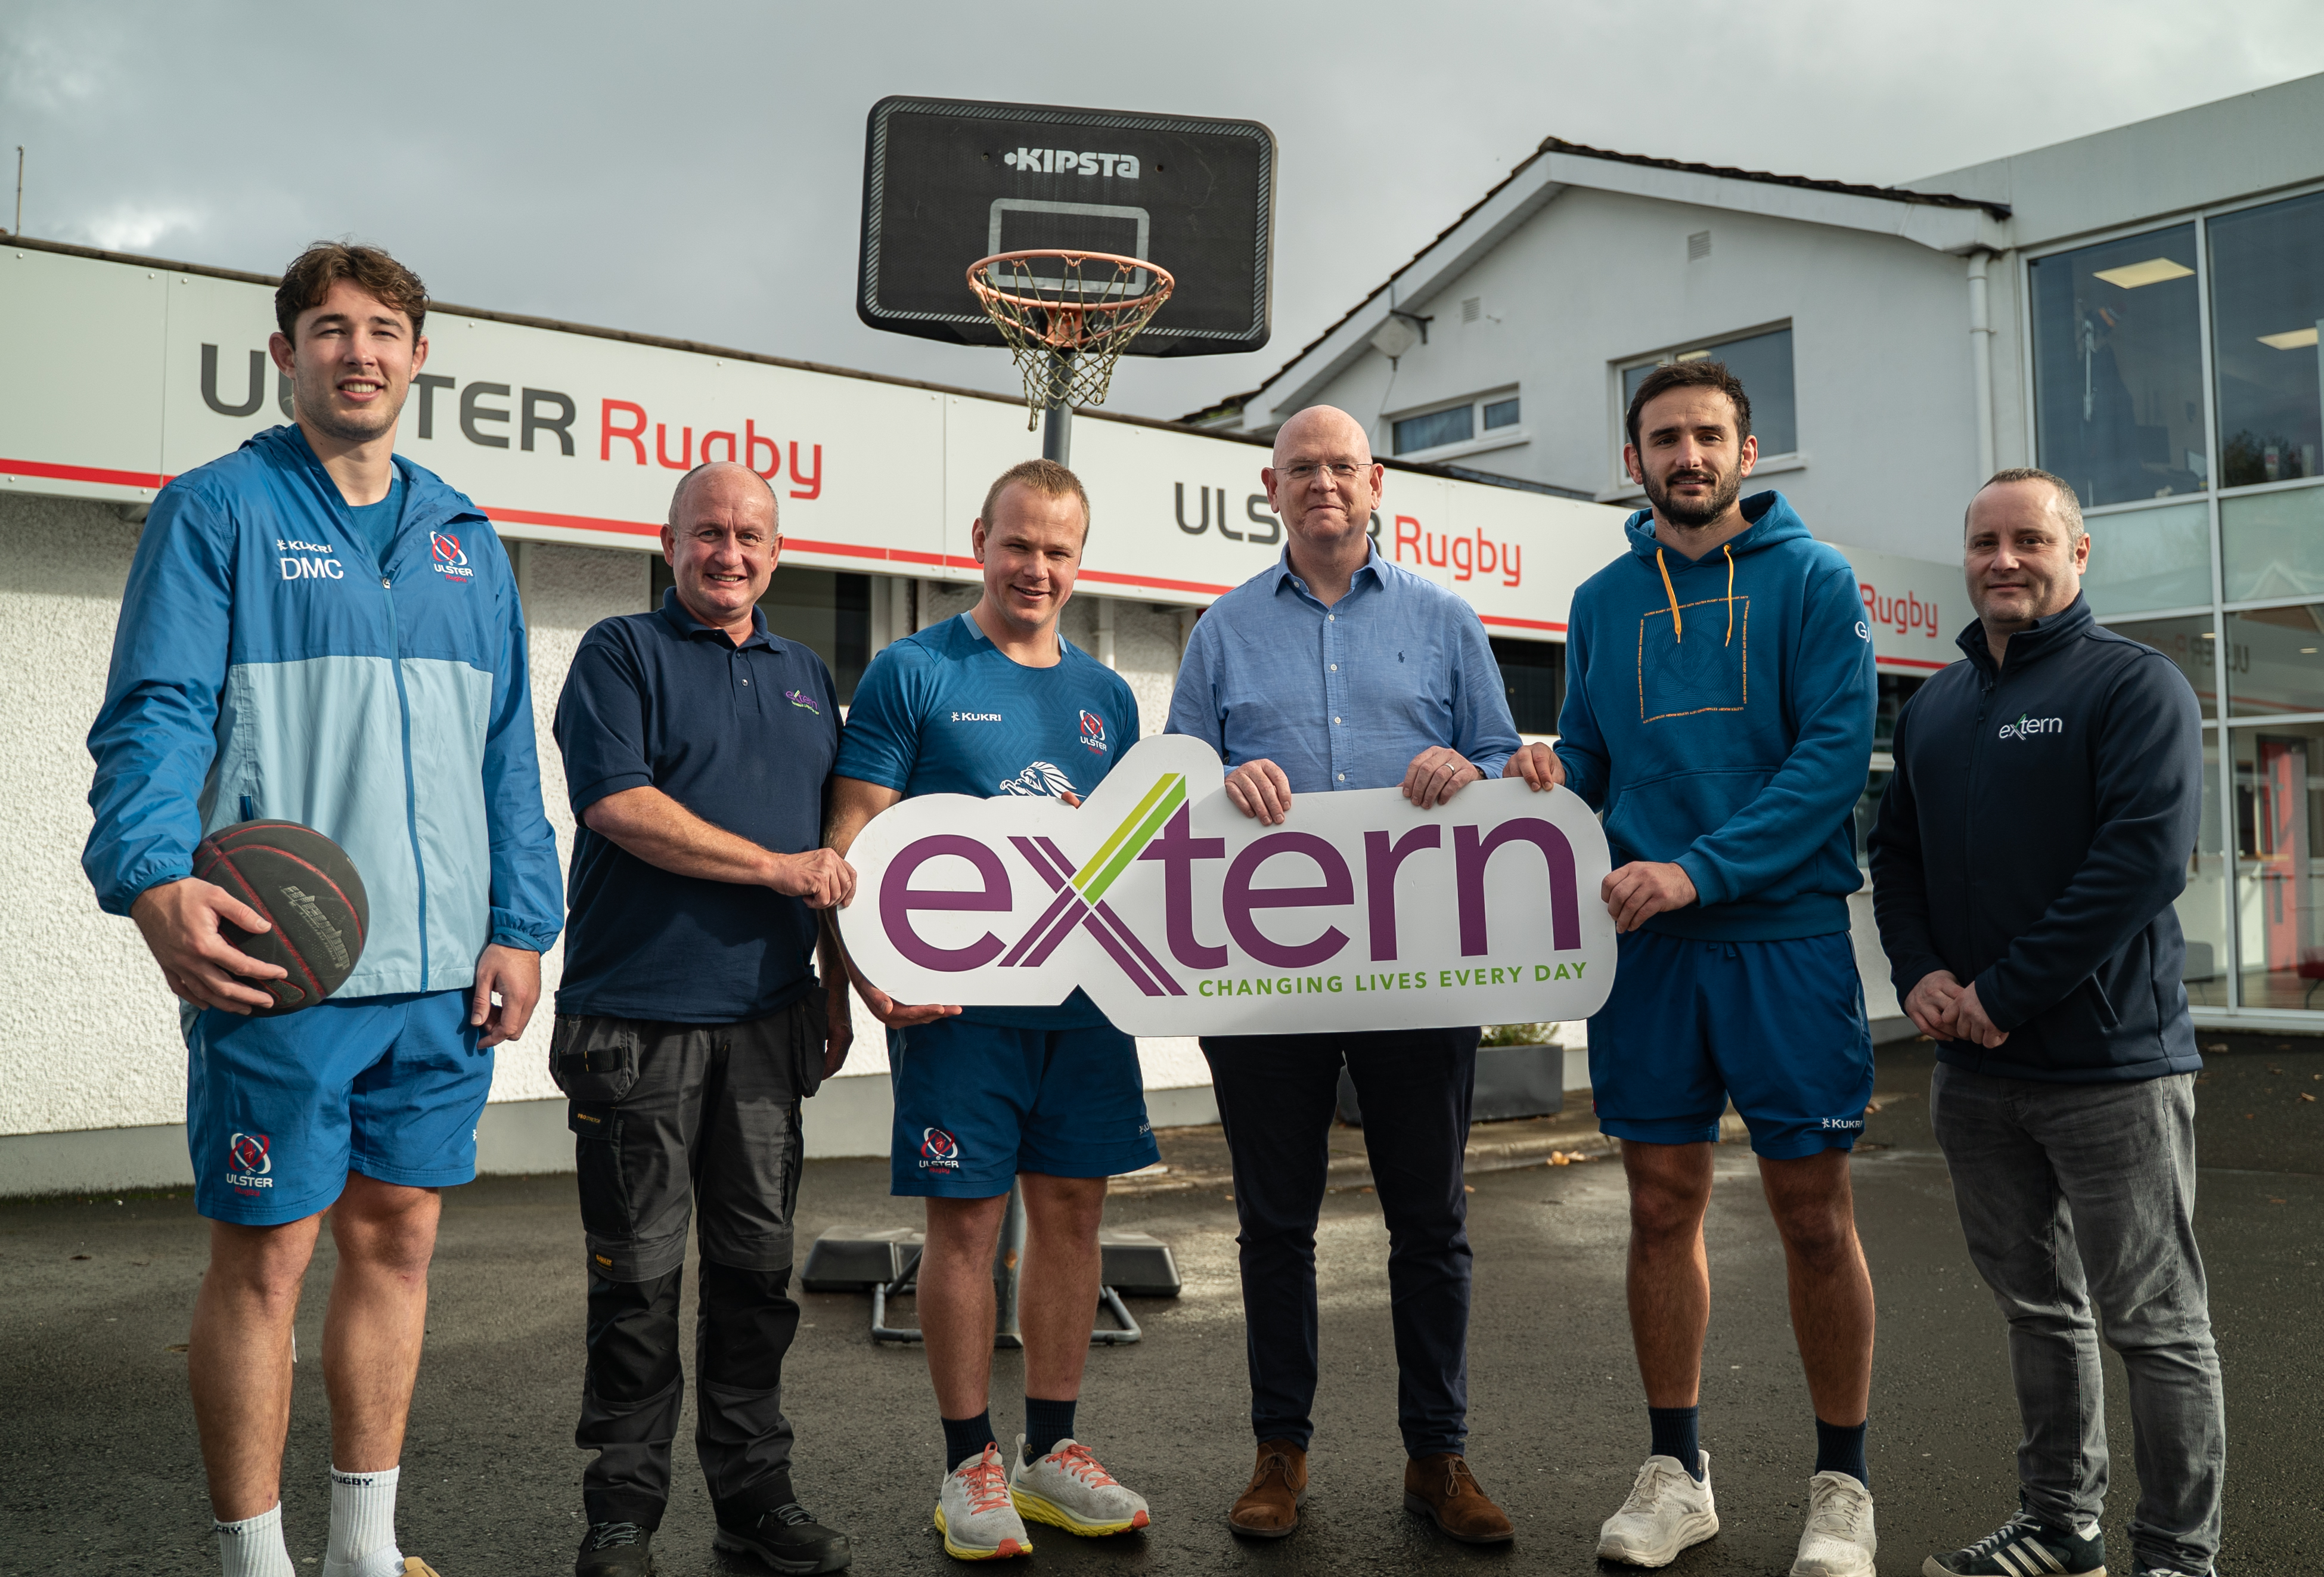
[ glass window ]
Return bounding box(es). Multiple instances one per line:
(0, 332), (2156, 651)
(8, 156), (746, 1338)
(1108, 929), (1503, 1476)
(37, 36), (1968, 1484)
(650, 560), (871, 702)
(1392, 404), (1473, 454)
(2224, 603), (2324, 718)
(2231, 721), (2324, 1009)
(2220, 481), (2324, 601)
(2208, 191), (2324, 488)
(2111, 612), (2219, 720)
(2183, 729), (2229, 1008)
(1875, 673), (1926, 749)
(1853, 768), (1891, 868)
(1619, 326), (1797, 458)
(2081, 500), (2211, 617)
(1490, 636), (1563, 734)
(1483, 396), (1521, 430)
(2030, 224), (2206, 507)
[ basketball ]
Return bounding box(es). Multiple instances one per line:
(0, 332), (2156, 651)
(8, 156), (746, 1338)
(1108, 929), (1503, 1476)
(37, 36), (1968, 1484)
(191, 820), (370, 1015)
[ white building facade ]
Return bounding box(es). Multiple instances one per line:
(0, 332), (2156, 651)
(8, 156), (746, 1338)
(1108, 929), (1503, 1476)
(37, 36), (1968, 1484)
(1200, 73), (2324, 1034)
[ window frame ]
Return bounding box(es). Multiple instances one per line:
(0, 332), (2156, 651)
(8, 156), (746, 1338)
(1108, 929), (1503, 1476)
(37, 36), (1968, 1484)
(1387, 385), (1526, 462)
(1607, 320), (1801, 496)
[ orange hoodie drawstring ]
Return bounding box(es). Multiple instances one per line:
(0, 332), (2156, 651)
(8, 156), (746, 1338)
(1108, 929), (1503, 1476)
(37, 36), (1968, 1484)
(1723, 543), (1736, 646)
(1655, 548), (1683, 642)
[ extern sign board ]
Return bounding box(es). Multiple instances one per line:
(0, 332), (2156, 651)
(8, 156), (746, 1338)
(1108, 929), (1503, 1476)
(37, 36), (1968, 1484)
(838, 737), (1617, 1034)
(0, 238), (1622, 640)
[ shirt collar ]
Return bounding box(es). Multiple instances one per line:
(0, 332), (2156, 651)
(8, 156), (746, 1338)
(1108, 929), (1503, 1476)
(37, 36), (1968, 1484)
(658, 585), (774, 650)
(1272, 542), (1387, 604)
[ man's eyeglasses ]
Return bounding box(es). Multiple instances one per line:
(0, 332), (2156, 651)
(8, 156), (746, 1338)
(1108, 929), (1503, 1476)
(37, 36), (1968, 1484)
(1277, 461), (1370, 482)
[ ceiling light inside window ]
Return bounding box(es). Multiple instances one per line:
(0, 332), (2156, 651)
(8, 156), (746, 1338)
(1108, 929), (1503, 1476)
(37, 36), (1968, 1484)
(2258, 327), (2320, 351)
(2092, 257), (2193, 289)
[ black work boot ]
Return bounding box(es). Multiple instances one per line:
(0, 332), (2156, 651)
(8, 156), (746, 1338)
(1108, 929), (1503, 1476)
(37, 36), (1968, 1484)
(713, 1499), (854, 1573)
(576, 1519), (656, 1576)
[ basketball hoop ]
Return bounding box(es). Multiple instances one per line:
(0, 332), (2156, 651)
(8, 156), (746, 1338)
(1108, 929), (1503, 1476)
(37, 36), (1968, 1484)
(968, 250), (1176, 431)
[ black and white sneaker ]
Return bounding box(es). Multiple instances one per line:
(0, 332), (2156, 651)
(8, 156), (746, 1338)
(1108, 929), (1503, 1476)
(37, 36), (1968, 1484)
(576, 1520), (656, 1577)
(1922, 1510), (2105, 1576)
(714, 1499), (854, 1574)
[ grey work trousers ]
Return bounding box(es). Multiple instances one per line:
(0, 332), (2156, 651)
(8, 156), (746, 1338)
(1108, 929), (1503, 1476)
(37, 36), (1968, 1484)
(1929, 1061), (2225, 1575)
(553, 999), (824, 1529)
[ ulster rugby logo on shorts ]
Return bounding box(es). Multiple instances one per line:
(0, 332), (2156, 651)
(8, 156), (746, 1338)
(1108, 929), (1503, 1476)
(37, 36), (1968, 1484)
(430, 532), (475, 581)
(226, 1131), (275, 1192)
(1080, 710), (1108, 754)
(919, 1127), (962, 1170)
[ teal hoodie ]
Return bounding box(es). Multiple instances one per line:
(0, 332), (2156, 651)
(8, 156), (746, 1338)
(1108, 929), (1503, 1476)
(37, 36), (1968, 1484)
(1554, 491), (1875, 940)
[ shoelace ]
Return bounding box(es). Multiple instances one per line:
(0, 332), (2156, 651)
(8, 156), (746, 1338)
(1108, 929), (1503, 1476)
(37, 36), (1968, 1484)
(1252, 1451), (1294, 1487)
(1049, 1442), (1121, 1488)
(1961, 1513), (2044, 1558)
(1623, 1458), (1691, 1515)
(960, 1449), (1013, 1514)
(1806, 1477), (1866, 1535)
(767, 1503), (818, 1530)
(1439, 1458), (1480, 1500)
(587, 1522), (647, 1550)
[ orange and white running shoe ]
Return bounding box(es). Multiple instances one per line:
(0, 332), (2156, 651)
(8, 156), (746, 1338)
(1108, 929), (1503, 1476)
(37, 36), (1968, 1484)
(1008, 1435), (1152, 1536)
(934, 1443), (1032, 1560)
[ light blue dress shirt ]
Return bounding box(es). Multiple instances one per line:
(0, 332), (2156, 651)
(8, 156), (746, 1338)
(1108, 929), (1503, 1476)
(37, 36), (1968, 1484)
(1166, 544), (1521, 793)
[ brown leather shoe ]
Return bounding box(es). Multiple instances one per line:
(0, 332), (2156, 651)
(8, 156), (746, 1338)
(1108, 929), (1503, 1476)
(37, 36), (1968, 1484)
(1227, 1439), (1308, 1538)
(1403, 1453), (1514, 1544)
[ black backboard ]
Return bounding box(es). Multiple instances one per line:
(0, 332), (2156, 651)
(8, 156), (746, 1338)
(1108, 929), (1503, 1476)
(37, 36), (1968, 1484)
(858, 96), (1276, 358)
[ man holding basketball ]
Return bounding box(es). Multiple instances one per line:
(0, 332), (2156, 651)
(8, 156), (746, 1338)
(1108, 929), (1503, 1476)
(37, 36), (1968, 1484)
(84, 243), (562, 1577)
(824, 459), (1158, 1562)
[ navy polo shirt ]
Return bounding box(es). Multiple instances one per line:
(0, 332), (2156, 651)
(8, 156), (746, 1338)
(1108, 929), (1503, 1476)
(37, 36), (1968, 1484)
(552, 588), (840, 1023)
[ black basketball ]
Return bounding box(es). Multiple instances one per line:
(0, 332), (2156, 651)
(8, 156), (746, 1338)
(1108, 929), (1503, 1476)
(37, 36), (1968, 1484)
(191, 820), (370, 1016)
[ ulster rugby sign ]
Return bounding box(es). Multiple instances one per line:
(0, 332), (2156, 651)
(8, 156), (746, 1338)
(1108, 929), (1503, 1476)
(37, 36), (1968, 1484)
(839, 736), (1617, 1034)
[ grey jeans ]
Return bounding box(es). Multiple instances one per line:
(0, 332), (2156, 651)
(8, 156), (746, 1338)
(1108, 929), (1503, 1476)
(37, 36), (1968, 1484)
(553, 999), (825, 1528)
(1929, 1061), (2225, 1574)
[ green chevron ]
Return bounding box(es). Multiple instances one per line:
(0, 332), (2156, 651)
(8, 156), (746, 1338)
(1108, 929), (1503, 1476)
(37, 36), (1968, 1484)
(1073, 773), (1186, 903)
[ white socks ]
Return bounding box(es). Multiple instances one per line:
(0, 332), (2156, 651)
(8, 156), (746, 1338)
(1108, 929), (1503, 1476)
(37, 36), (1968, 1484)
(322, 1466), (405, 1577)
(214, 1504), (294, 1577)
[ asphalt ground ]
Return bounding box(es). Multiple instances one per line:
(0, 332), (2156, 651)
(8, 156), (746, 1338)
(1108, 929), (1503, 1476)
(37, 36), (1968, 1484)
(8, 1036), (2318, 1576)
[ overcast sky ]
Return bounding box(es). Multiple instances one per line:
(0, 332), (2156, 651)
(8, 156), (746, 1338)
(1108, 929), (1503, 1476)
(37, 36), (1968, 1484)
(7, 2), (2322, 422)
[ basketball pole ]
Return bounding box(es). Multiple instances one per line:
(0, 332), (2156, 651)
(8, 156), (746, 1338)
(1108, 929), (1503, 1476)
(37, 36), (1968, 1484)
(1041, 349), (1073, 466)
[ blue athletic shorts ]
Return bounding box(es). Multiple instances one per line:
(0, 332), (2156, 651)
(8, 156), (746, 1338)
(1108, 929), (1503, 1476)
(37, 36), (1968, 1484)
(184, 989), (491, 1225)
(888, 1017), (1159, 1198)
(1588, 930), (1873, 1159)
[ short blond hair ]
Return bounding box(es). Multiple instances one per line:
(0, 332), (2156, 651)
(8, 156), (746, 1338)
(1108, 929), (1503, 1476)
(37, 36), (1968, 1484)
(981, 458), (1091, 540)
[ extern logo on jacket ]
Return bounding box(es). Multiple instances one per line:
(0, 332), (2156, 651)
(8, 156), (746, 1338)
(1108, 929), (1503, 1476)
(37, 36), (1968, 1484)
(1999, 714), (2065, 741)
(430, 532), (474, 581)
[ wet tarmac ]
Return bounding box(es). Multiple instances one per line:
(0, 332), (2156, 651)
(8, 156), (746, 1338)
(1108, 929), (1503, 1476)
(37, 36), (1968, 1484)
(8, 1037), (2317, 1575)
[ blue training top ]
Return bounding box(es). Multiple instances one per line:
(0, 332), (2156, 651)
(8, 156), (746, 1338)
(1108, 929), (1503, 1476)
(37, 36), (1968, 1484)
(836, 611), (1141, 1028)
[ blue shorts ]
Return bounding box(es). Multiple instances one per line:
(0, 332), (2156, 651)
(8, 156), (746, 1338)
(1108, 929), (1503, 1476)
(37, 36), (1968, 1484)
(888, 1017), (1159, 1198)
(1588, 930), (1873, 1159)
(185, 989), (491, 1225)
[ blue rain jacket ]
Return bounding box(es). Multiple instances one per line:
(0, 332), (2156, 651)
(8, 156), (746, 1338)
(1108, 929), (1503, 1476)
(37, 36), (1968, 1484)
(83, 425), (563, 995)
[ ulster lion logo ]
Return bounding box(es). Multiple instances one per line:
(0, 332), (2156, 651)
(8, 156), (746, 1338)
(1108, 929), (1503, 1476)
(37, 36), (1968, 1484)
(998, 761), (1077, 798)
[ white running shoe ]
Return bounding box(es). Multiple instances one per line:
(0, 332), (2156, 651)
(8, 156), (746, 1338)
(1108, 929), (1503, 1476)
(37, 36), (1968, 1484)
(1597, 1451), (1719, 1567)
(1007, 1435), (1152, 1536)
(1792, 1471), (1878, 1577)
(933, 1443), (1032, 1561)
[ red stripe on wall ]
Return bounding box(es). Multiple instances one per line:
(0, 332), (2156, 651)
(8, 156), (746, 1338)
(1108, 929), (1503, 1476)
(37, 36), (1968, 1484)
(1878, 656), (1953, 671)
(1, 457), (169, 489)
(1479, 614), (1568, 633)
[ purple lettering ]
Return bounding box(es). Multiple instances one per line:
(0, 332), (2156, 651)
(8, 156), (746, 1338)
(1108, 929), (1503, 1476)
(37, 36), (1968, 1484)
(1453, 819), (1580, 956)
(1136, 804), (1228, 968)
(1362, 825), (1441, 961)
(1222, 832), (1352, 969)
(879, 835), (1011, 971)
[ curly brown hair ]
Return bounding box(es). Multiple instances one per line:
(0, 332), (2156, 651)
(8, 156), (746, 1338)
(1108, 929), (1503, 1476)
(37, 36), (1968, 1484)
(1624, 358), (1754, 454)
(274, 241), (429, 342)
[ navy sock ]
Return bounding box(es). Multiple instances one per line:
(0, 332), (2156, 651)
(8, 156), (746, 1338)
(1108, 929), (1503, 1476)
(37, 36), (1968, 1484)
(942, 1412), (995, 1475)
(1814, 1417), (1868, 1487)
(1648, 1406), (1702, 1478)
(1023, 1396), (1078, 1461)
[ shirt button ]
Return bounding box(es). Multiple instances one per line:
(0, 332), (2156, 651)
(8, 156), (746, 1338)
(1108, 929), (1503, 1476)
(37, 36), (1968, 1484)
(380, 577), (391, 588)
(1330, 663), (1338, 671)
(1328, 614), (1335, 621)
(741, 677), (750, 684)
(1336, 773), (1345, 782)
(1334, 717), (1342, 724)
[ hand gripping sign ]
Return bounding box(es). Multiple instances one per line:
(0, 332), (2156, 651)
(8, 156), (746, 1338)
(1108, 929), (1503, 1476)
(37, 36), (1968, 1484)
(840, 736), (1616, 1036)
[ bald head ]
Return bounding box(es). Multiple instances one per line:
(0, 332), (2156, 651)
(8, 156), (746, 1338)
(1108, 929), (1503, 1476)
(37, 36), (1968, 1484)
(669, 460), (778, 529)
(1271, 404), (1373, 469)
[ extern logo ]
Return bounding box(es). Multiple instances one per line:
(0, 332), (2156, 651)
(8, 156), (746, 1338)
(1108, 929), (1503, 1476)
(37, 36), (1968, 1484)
(1079, 710), (1108, 754)
(1003, 148), (1140, 178)
(1999, 714), (2065, 741)
(226, 1131), (274, 1191)
(784, 689), (821, 715)
(430, 532), (475, 581)
(277, 884), (350, 971)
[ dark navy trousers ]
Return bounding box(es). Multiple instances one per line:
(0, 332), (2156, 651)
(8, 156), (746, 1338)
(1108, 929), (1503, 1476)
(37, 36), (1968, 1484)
(1199, 1026), (1479, 1458)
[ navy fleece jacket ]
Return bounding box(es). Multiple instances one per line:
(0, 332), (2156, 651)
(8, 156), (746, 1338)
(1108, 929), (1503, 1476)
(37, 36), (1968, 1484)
(1554, 491), (1876, 940)
(1868, 596), (2203, 1082)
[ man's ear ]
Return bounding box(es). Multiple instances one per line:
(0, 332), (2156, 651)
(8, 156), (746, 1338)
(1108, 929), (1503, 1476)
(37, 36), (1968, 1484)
(268, 330), (296, 376)
(970, 517), (988, 563)
(1622, 444), (1644, 485)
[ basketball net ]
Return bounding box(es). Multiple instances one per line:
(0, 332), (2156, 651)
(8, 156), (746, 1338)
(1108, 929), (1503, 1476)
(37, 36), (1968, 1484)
(968, 250), (1176, 430)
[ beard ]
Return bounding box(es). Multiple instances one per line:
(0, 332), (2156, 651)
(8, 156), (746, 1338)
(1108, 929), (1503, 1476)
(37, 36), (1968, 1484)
(296, 379), (405, 446)
(1644, 458), (1743, 529)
